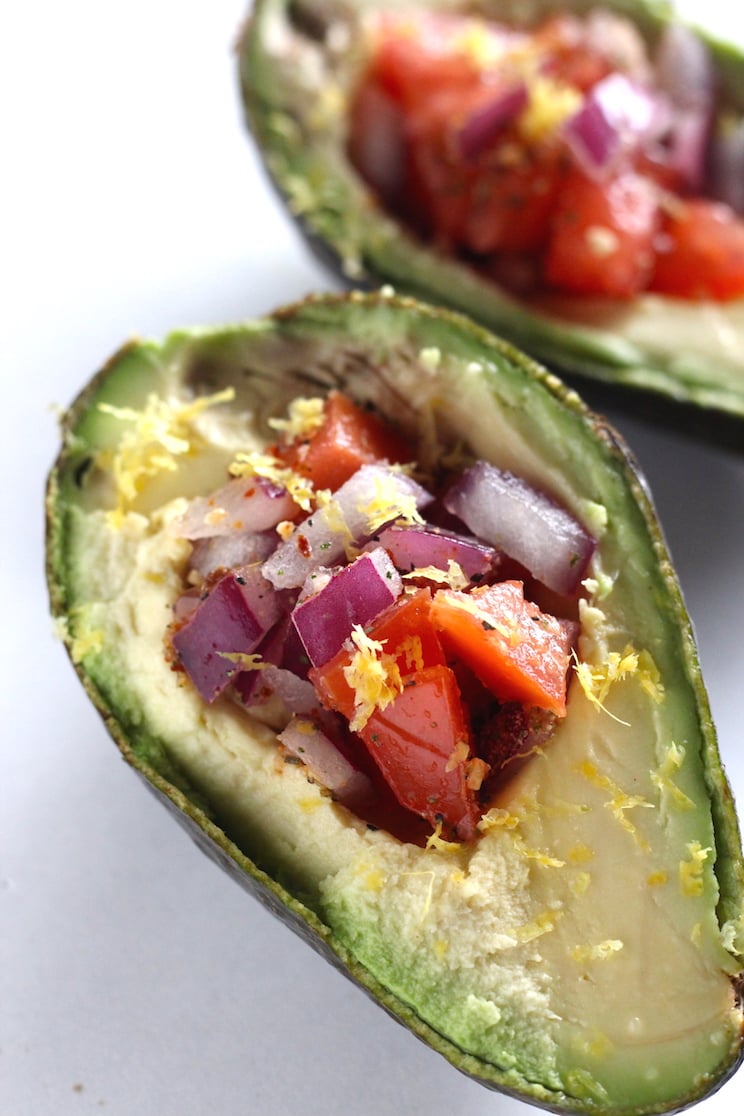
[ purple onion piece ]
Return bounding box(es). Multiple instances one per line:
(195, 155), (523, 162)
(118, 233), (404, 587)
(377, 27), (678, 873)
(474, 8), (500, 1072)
(187, 528), (277, 582)
(291, 547), (402, 668)
(563, 73), (669, 179)
(708, 119), (744, 215)
(458, 82), (529, 160)
(666, 106), (713, 192)
(277, 716), (374, 807)
(373, 523), (499, 584)
(171, 565), (281, 702)
(172, 475), (297, 540)
(262, 463), (433, 590)
(654, 23), (716, 112)
(237, 664), (323, 716)
(443, 461), (595, 597)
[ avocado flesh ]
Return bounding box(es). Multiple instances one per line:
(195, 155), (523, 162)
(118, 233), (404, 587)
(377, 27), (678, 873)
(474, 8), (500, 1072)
(239, 0), (744, 432)
(47, 293), (744, 1113)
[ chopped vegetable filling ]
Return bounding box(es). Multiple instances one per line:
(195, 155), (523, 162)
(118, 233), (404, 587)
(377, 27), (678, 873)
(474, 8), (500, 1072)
(167, 391), (597, 842)
(348, 9), (744, 301)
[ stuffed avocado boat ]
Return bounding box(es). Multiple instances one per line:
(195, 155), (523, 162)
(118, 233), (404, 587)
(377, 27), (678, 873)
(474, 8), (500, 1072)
(47, 292), (744, 1114)
(239, 0), (744, 440)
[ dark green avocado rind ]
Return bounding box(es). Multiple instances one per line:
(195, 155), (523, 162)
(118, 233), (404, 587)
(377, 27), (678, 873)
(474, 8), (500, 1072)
(239, 0), (744, 438)
(46, 291), (744, 1114)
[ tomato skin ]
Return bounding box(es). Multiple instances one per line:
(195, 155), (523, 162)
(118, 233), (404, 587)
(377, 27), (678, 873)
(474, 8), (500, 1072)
(430, 581), (572, 715)
(649, 200), (744, 301)
(276, 390), (412, 492)
(544, 169), (659, 297)
(362, 665), (480, 839)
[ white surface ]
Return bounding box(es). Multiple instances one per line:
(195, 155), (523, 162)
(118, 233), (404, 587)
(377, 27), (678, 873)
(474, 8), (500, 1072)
(2, 2), (743, 1114)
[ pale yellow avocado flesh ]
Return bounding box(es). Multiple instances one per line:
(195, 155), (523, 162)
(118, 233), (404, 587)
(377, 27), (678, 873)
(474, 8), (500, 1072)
(51, 296), (743, 1113)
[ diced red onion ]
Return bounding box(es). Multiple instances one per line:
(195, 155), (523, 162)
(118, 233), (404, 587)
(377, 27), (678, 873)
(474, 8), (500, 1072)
(172, 475), (297, 540)
(564, 73), (670, 178)
(292, 547), (403, 668)
(443, 462), (595, 597)
(654, 23), (715, 112)
(262, 463), (433, 590)
(237, 664), (322, 715)
(172, 588), (201, 624)
(349, 79), (407, 201)
(665, 106), (712, 192)
(458, 83), (529, 160)
(373, 522), (499, 583)
(187, 529), (278, 581)
(278, 716), (374, 808)
(708, 119), (744, 214)
(171, 565), (281, 702)
(653, 22), (716, 192)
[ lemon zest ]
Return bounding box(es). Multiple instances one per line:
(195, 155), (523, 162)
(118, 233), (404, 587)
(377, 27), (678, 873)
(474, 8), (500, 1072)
(229, 450), (315, 511)
(96, 387), (234, 525)
(342, 626), (403, 731)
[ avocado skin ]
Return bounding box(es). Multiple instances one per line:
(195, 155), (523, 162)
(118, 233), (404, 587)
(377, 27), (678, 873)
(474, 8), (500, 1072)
(238, 0), (744, 444)
(46, 291), (744, 1115)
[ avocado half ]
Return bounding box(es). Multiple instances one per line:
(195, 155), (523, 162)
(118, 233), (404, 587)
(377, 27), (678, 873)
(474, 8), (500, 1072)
(238, 0), (744, 443)
(47, 291), (744, 1114)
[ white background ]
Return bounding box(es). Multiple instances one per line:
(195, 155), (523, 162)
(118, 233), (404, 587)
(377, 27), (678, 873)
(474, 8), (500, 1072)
(2, 2), (743, 1114)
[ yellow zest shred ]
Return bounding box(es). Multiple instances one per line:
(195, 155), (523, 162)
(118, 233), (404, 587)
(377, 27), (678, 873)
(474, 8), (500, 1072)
(577, 761), (654, 851)
(397, 633), (424, 673)
(402, 560), (469, 590)
(267, 396), (325, 440)
(679, 841), (711, 898)
(651, 742), (695, 811)
(314, 491), (354, 551)
(478, 807), (520, 833)
(342, 625), (403, 732)
(359, 473), (424, 534)
(571, 939), (624, 963)
(96, 387), (235, 525)
(567, 843), (594, 864)
(573, 644), (664, 724)
(465, 757), (489, 791)
(519, 74), (583, 143)
(445, 739), (470, 773)
(514, 834), (565, 869)
(512, 907), (563, 943)
(569, 872), (592, 897)
(229, 450), (315, 511)
(425, 820), (462, 853)
(217, 651), (266, 671)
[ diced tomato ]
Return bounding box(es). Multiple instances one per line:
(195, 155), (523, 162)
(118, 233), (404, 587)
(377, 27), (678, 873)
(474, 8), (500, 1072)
(460, 144), (566, 255)
(276, 391), (412, 493)
(544, 169), (659, 297)
(430, 581), (572, 716)
(361, 664), (480, 839)
(649, 199), (744, 301)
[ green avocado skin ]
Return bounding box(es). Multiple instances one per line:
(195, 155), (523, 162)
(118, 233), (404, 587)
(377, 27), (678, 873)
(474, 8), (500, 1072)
(239, 0), (744, 444)
(47, 292), (744, 1116)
